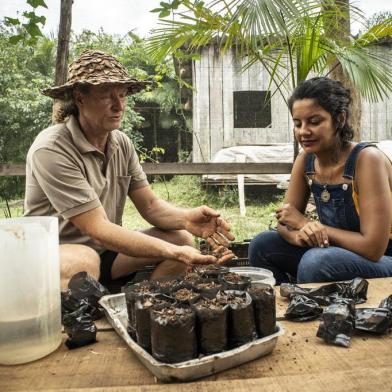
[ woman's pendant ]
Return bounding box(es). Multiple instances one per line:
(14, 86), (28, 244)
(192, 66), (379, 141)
(321, 186), (330, 203)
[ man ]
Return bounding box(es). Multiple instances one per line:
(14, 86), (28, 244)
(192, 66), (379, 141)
(24, 50), (234, 291)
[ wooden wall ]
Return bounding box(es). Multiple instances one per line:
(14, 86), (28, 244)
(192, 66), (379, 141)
(192, 44), (392, 162)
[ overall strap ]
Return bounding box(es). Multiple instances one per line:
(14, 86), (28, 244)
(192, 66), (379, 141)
(305, 153), (316, 176)
(343, 142), (376, 180)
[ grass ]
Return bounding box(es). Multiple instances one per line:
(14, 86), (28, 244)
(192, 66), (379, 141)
(122, 176), (284, 241)
(1, 176), (285, 242)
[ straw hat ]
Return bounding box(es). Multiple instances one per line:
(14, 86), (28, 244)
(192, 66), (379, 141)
(42, 50), (151, 100)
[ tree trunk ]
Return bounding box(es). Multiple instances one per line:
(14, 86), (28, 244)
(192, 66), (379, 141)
(325, 0), (361, 141)
(52, 0), (73, 124)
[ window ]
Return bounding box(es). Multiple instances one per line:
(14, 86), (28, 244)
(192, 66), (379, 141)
(233, 91), (271, 128)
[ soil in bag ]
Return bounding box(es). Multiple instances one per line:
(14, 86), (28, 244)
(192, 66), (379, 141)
(193, 297), (228, 355)
(316, 299), (355, 348)
(195, 264), (229, 280)
(195, 279), (223, 299)
(248, 283), (276, 337)
(221, 272), (251, 291)
(183, 271), (200, 284)
(173, 287), (201, 305)
(218, 290), (257, 348)
(135, 294), (173, 352)
(152, 276), (181, 295)
(122, 280), (158, 339)
(150, 304), (197, 363)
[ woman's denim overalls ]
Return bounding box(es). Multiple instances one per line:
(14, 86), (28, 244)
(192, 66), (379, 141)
(249, 142), (392, 284)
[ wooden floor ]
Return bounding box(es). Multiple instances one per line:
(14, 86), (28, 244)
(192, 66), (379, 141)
(1, 278), (392, 392)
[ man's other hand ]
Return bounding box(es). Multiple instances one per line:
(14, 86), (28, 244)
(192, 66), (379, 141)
(185, 205), (235, 246)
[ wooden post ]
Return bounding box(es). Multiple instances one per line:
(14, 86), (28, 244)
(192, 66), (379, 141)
(52, 0), (73, 124)
(236, 154), (246, 217)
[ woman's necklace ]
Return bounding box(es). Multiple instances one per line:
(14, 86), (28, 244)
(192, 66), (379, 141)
(316, 144), (350, 203)
(316, 159), (340, 203)
(321, 184), (331, 203)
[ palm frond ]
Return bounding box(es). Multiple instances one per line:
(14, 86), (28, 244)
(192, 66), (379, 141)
(328, 45), (392, 102)
(355, 17), (392, 47)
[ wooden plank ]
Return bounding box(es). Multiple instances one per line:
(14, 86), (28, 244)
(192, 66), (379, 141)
(32, 368), (392, 392)
(0, 164), (25, 176)
(209, 45), (224, 157)
(143, 163), (292, 175)
(193, 46), (211, 161)
(0, 163), (293, 177)
(1, 278), (392, 391)
(222, 50), (234, 148)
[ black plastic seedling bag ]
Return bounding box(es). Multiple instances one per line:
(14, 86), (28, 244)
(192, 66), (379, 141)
(61, 272), (111, 350)
(218, 290), (257, 348)
(150, 304), (197, 363)
(195, 278), (223, 299)
(63, 304), (97, 349)
(355, 308), (392, 334)
(221, 272), (251, 291)
(280, 278), (368, 306)
(248, 283), (276, 337)
(68, 271), (109, 303)
(316, 299), (355, 348)
(379, 295), (392, 311)
(63, 272), (109, 320)
(134, 294), (173, 352)
(122, 280), (158, 339)
(197, 264), (229, 280)
(284, 294), (323, 321)
(193, 297), (228, 355)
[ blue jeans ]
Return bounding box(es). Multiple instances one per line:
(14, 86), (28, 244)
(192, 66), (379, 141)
(249, 230), (392, 284)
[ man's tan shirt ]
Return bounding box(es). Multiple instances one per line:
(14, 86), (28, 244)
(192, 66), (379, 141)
(24, 115), (149, 253)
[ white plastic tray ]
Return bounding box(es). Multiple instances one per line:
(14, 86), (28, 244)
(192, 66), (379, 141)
(99, 293), (283, 382)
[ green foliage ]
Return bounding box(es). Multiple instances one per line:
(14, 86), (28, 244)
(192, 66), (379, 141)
(2, 175), (284, 240)
(0, 25), (53, 199)
(0, 24), (188, 199)
(120, 176), (284, 241)
(147, 0), (392, 103)
(4, 0), (47, 45)
(365, 11), (392, 31)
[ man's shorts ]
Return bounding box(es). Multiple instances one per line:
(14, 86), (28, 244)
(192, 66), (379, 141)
(99, 250), (136, 293)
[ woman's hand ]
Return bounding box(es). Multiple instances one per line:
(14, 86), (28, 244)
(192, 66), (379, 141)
(295, 221), (329, 248)
(276, 203), (309, 230)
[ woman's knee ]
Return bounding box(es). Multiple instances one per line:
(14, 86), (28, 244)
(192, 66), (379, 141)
(249, 231), (281, 260)
(297, 248), (335, 283)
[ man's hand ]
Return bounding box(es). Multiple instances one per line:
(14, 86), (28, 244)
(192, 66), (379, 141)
(175, 245), (217, 265)
(295, 221), (329, 248)
(276, 203), (309, 230)
(185, 205), (235, 246)
(209, 243), (236, 264)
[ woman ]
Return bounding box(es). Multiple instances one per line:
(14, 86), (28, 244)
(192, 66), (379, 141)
(249, 77), (392, 284)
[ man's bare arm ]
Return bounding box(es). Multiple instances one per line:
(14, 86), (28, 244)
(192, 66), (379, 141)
(69, 206), (217, 265)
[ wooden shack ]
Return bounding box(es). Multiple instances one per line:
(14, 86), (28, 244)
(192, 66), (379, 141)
(191, 44), (392, 163)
